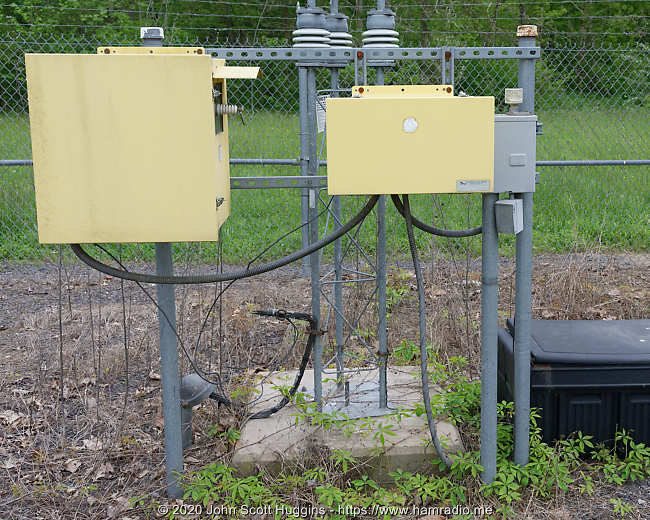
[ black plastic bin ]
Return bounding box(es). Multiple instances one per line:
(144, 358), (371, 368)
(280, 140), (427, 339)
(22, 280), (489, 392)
(497, 319), (650, 445)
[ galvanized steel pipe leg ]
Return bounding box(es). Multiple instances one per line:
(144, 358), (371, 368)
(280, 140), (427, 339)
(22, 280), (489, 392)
(513, 25), (537, 466)
(307, 67), (323, 408)
(480, 193), (499, 484)
(513, 192), (533, 466)
(299, 67), (310, 276)
(155, 242), (183, 498)
(141, 28), (183, 500)
(375, 68), (388, 408)
(330, 68), (345, 390)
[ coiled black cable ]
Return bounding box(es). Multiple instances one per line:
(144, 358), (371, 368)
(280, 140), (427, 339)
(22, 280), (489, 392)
(70, 195), (379, 285)
(400, 194), (452, 467)
(391, 194), (482, 237)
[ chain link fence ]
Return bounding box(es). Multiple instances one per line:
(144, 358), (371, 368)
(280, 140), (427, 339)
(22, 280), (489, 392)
(0, 32), (648, 263)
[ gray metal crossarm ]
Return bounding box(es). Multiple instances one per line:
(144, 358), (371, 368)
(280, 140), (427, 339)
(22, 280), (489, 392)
(230, 175), (327, 189)
(206, 46), (540, 62)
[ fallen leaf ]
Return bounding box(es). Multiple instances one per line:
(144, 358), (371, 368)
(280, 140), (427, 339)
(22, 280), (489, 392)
(94, 462), (114, 481)
(148, 372), (161, 381)
(0, 457), (18, 469)
(82, 437), (104, 451)
(134, 386), (156, 398)
(65, 459), (82, 473)
(0, 410), (25, 426)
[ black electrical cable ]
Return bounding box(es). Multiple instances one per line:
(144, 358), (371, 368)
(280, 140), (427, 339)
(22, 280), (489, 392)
(88, 193), (339, 407)
(193, 195), (335, 368)
(93, 245), (317, 417)
(401, 194), (452, 467)
(246, 309), (317, 420)
(70, 195), (379, 285)
(391, 194), (482, 237)
(92, 245), (314, 418)
(92, 244), (231, 398)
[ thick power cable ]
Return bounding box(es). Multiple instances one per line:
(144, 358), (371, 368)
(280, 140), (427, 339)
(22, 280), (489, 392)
(391, 194), (481, 237)
(401, 194), (452, 467)
(70, 195), (379, 284)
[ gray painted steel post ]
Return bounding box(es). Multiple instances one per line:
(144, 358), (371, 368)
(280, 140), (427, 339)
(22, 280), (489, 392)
(514, 191), (533, 466)
(299, 67), (311, 276)
(142, 28), (183, 499)
(513, 25), (537, 467)
(375, 68), (388, 408)
(480, 193), (499, 484)
(329, 0), (345, 391)
(155, 244), (183, 498)
(307, 67), (323, 408)
(330, 68), (345, 389)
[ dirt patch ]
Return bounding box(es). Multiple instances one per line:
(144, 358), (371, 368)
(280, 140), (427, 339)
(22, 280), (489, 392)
(0, 253), (648, 518)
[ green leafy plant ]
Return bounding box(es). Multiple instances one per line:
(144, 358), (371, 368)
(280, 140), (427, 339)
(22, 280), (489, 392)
(609, 497), (635, 519)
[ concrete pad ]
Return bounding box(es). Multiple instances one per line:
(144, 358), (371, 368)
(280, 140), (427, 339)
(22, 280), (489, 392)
(231, 367), (463, 482)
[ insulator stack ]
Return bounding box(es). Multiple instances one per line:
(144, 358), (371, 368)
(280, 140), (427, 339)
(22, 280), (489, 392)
(293, 5), (330, 47)
(214, 104), (241, 115)
(326, 13), (353, 48)
(362, 9), (399, 48)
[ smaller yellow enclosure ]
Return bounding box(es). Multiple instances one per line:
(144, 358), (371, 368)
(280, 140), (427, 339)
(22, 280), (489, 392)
(326, 85), (495, 195)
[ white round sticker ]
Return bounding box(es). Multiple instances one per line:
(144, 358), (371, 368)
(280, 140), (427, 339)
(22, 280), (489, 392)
(403, 117), (418, 133)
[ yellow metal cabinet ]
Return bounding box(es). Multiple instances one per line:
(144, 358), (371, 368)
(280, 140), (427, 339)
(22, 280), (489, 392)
(326, 85), (495, 195)
(25, 49), (257, 244)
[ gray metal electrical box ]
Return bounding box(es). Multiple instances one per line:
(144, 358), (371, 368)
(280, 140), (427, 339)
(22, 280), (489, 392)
(494, 114), (537, 193)
(495, 199), (524, 234)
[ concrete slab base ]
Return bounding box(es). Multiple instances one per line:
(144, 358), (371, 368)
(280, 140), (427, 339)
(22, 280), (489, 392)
(231, 367), (463, 483)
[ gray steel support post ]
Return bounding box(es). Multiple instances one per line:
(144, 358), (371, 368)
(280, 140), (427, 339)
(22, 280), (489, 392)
(513, 25), (537, 467)
(155, 246), (183, 498)
(330, 68), (345, 390)
(375, 68), (388, 409)
(299, 67), (311, 276)
(142, 28), (183, 499)
(480, 193), (499, 484)
(307, 67), (323, 408)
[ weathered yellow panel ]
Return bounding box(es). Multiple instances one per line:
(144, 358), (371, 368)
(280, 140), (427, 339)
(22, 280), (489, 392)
(213, 76), (231, 231)
(326, 88), (494, 195)
(26, 53), (226, 244)
(97, 46), (206, 55)
(212, 64), (261, 79)
(351, 84), (453, 97)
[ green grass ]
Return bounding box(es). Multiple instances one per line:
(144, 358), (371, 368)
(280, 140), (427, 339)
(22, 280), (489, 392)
(1, 106), (648, 263)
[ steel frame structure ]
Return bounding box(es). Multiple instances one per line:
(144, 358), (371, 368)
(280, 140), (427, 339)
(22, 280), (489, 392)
(14, 27), (547, 498)
(203, 35), (542, 488)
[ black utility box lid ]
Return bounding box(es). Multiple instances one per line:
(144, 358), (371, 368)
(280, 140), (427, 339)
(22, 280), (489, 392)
(506, 318), (650, 364)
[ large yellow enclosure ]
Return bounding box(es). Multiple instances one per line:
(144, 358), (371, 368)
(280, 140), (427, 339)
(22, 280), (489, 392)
(326, 85), (495, 195)
(26, 48), (257, 244)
